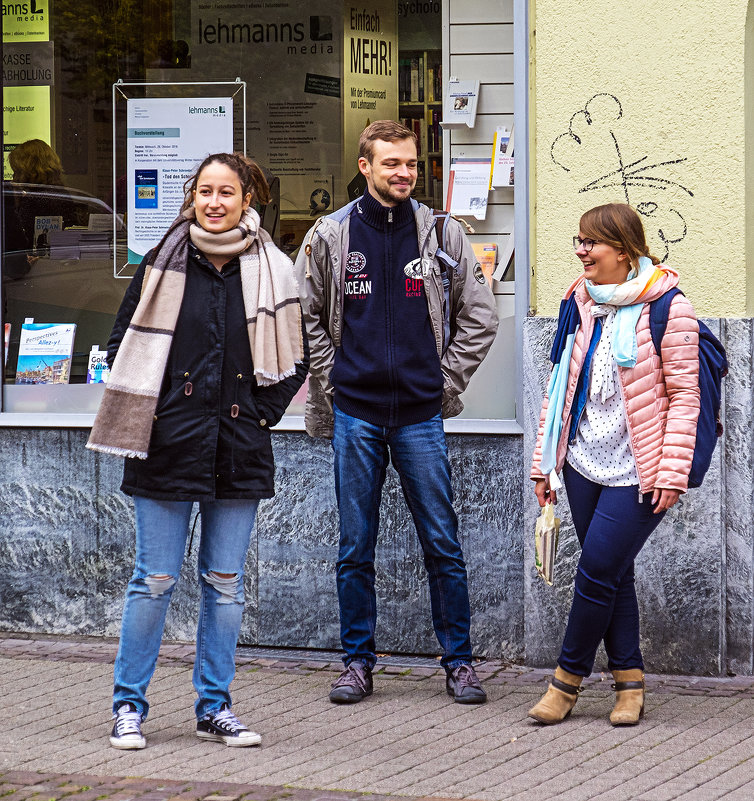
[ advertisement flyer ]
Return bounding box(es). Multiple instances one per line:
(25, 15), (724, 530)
(126, 97), (233, 264)
(2, 85), (51, 179)
(343, 0), (398, 184)
(16, 322), (76, 385)
(149, 0), (343, 214)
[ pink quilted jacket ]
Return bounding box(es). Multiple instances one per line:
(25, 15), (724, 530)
(531, 279), (701, 494)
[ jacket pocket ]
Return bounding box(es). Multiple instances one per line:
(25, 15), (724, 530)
(155, 370), (193, 417)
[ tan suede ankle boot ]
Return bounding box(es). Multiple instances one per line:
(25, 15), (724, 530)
(528, 666), (583, 724)
(610, 669), (645, 726)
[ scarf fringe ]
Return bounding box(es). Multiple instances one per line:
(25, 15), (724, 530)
(254, 363), (298, 386)
(85, 442), (149, 460)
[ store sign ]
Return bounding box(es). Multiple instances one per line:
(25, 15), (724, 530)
(125, 97), (233, 264)
(2, 41), (54, 86)
(149, 0), (343, 214)
(2, 0), (50, 43)
(343, 0), (399, 177)
(2, 85), (51, 179)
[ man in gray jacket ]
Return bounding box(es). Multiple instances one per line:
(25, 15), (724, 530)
(295, 120), (498, 704)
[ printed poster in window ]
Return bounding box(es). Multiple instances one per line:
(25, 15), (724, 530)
(342, 1), (399, 191)
(2, 1), (49, 42)
(2, 85), (51, 180)
(150, 0), (343, 214)
(125, 97), (233, 264)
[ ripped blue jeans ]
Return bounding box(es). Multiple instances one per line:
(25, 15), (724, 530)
(112, 496), (259, 720)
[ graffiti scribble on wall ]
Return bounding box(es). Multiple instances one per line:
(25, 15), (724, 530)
(550, 93), (693, 262)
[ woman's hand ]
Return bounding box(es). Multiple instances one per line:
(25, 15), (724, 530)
(651, 487), (681, 514)
(534, 478), (557, 507)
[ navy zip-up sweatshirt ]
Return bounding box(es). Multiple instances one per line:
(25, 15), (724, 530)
(330, 189), (443, 428)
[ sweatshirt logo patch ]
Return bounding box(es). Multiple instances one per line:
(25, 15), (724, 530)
(403, 258), (423, 279)
(346, 251), (367, 273)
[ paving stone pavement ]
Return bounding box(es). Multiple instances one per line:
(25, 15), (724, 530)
(3, 635), (754, 801)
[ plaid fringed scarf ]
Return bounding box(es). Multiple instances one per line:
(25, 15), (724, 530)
(86, 206), (303, 459)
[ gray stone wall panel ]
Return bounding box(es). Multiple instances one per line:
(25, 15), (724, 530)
(720, 318), (754, 675)
(0, 312), (748, 676)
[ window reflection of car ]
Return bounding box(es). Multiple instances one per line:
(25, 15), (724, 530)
(2, 182), (127, 382)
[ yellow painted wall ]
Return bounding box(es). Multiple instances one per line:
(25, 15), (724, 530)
(531, 0), (749, 317)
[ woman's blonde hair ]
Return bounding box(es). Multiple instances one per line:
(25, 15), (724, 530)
(8, 139), (64, 185)
(579, 203), (660, 266)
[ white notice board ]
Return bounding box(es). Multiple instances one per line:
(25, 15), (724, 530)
(125, 97), (233, 265)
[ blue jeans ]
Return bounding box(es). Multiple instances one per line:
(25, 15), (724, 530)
(558, 462), (666, 676)
(113, 496), (259, 719)
(332, 406), (472, 671)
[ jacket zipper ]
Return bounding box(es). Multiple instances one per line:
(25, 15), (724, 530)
(386, 209), (398, 425)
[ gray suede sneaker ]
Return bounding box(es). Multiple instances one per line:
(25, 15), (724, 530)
(329, 661), (373, 703)
(446, 664), (487, 704)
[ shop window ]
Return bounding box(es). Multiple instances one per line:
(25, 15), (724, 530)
(1, 0), (520, 428)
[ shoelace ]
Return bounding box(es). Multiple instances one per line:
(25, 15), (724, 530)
(452, 664), (479, 689)
(333, 663), (369, 691)
(211, 706), (246, 733)
(114, 707), (142, 736)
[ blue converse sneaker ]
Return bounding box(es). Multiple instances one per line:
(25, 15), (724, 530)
(196, 703), (261, 747)
(110, 702), (146, 749)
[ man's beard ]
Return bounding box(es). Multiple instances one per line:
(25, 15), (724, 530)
(374, 180), (413, 205)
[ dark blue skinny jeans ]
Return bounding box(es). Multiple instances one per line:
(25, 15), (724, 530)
(332, 406), (472, 671)
(558, 461), (666, 677)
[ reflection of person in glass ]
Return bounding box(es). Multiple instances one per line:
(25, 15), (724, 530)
(87, 153), (308, 750)
(3, 140), (83, 274)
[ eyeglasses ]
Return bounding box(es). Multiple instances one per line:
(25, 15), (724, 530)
(573, 236), (600, 253)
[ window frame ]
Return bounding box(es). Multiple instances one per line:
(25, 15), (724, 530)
(0, 0), (530, 433)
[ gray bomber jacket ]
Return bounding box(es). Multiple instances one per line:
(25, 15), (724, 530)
(293, 197), (499, 438)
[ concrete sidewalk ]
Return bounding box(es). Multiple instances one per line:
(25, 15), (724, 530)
(2, 636), (754, 801)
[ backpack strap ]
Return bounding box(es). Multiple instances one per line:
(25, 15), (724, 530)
(431, 210), (457, 354)
(649, 287), (683, 360)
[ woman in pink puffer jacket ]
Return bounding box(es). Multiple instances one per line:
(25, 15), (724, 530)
(529, 203), (700, 728)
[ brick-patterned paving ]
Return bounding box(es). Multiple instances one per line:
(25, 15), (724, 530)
(0, 770), (410, 801)
(1, 633), (752, 697)
(4, 634), (754, 801)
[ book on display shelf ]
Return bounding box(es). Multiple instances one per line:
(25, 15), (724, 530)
(490, 126), (515, 188)
(15, 320), (77, 385)
(492, 230), (515, 283)
(33, 215), (63, 254)
(87, 345), (111, 384)
(471, 242), (498, 287)
(440, 78), (479, 129)
(446, 157), (491, 220)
